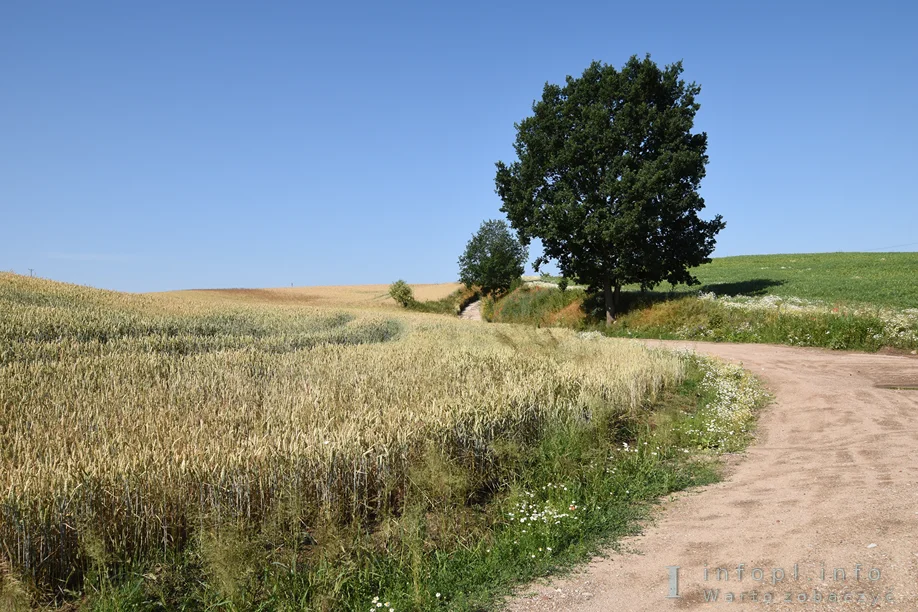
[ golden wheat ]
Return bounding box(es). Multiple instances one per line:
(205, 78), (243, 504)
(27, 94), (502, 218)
(0, 272), (682, 591)
(155, 282), (463, 309)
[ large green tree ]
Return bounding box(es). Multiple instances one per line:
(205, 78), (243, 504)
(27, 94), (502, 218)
(495, 55), (725, 324)
(458, 219), (527, 295)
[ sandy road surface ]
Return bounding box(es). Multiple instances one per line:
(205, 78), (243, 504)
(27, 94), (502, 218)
(459, 299), (482, 321)
(508, 341), (918, 611)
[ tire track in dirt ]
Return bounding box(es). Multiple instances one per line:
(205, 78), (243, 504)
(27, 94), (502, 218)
(507, 340), (918, 611)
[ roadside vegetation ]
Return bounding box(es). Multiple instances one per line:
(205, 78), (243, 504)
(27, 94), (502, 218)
(0, 272), (767, 610)
(483, 284), (585, 327)
(486, 253), (918, 353)
(388, 280), (480, 315)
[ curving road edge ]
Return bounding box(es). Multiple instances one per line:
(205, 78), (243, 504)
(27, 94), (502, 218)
(507, 340), (918, 611)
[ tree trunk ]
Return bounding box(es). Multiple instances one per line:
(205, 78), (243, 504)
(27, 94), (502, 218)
(603, 278), (622, 326)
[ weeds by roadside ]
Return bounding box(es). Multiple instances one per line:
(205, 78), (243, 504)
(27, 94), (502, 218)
(400, 286), (480, 315)
(485, 286), (586, 326)
(608, 293), (918, 352)
(487, 282), (918, 352)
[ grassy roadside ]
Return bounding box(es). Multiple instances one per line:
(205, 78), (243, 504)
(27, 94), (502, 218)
(483, 286), (585, 327)
(489, 253), (918, 353)
(493, 287), (918, 352)
(404, 286), (480, 315)
(606, 293), (918, 351)
(77, 351), (766, 612)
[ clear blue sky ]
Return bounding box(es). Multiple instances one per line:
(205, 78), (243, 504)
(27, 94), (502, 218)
(2, 1), (916, 292)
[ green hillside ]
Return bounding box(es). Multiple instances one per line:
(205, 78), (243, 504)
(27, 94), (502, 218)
(493, 252), (918, 352)
(670, 252), (918, 309)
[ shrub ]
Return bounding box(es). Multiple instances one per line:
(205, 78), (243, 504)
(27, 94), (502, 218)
(388, 280), (414, 307)
(480, 295), (495, 322)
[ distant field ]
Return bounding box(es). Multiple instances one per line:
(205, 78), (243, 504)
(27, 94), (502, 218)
(642, 252), (918, 309)
(161, 253), (917, 313)
(157, 281), (462, 308)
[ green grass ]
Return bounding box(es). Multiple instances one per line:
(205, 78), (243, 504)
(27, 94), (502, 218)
(626, 252), (918, 309)
(603, 296), (910, 351)
(536, 253), (918, 309)
(492, 253), (918, 352)
(486, 286), (585, 326)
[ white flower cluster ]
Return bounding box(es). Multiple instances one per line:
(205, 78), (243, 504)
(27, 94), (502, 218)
(684, 355), (768, 451)
(370, 596), (394, 612)
(698, 292), (819, 313)
(878, 309), (918, 344)
(508, 491), (580, 527)
(697, 292), (918, 345)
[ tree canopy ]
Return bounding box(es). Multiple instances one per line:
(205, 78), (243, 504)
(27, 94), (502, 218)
(495, 55), (725, 323)
(458, 219), (527, 295)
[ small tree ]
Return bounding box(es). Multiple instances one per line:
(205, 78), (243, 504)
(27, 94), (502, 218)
(458, 219), (527, 295)
(495, 55), (725, 324)
(388, 280), (414, 307)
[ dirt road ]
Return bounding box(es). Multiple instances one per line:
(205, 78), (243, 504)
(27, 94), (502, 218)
(507, 341), (918, 611)
(459, 299), (482, 321)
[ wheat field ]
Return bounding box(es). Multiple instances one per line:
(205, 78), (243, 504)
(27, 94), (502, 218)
(155, 282), (463, 309)
(0, 272), (683, 594)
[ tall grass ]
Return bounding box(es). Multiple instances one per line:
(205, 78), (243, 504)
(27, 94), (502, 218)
(609, 293), (918, 351)
(489, 276), (918, 352)
(0, 273), (684, 601)
(486, 286), (585, 326)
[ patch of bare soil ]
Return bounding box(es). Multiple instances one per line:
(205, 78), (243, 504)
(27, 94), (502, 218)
(507, 340), (918, 611)
(459, 299), (482, 321)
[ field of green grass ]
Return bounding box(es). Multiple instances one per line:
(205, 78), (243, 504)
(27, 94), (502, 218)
(644, 252), (918, 309)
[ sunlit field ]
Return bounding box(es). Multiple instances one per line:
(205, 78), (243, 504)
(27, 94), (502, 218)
(0, 272), (688, 605)
(157, 282), (463, 309)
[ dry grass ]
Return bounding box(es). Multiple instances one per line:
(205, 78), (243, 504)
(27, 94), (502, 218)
(545, 298), (587, 327)
(157, 282), (463, 309)
(0, 272), (682, 595)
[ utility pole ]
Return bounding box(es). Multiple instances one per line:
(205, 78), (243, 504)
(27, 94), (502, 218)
(28, 268), (34, 277)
